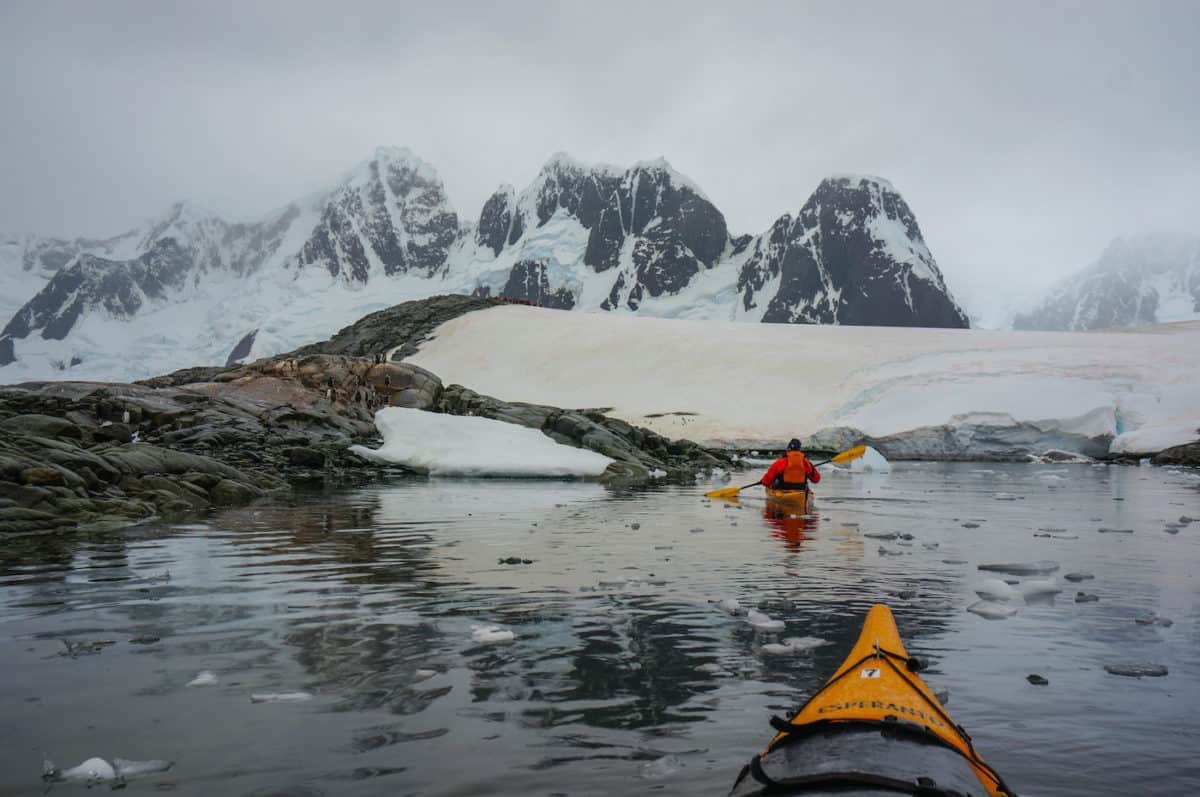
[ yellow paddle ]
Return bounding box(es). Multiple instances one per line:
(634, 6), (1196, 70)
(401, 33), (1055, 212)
(704, 445), (868, 499)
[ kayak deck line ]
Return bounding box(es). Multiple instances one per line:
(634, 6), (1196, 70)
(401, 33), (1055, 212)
(731, 605), (1016, 796)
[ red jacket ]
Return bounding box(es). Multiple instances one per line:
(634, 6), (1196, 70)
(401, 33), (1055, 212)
(761, 451), (821, 486)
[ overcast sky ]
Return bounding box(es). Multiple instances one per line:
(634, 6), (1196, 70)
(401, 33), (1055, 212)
(2, 0), (1197, 324)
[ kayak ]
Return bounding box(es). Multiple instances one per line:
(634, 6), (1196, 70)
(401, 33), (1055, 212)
(730, 604), (1015, 796)
(764, 487), (814, 514)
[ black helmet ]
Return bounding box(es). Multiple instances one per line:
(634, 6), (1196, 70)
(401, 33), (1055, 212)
(786, 438), (803, 451)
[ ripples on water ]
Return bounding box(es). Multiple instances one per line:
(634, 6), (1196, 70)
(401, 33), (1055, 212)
(1, 463), (1198, 795)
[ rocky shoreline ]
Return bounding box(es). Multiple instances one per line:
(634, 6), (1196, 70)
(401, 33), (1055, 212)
(3, 294), (1195, 536)
(1, 297), (738, 536)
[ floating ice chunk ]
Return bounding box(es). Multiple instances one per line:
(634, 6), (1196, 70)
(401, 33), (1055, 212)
(747, 610), (785, 632)
(780, 636), (828, 653)
(112, 758), (175, 779)
(717, 598), (743, 616)
(967, 601), (1018, 619)
(187, 670), (218, 687)
(49, 757), (115, 784)
(850, 446), (891, 473)
(414, 669), (437, 680)
(470, 625), (516, 644)
(1021, 578), (1062, 598)
(250, 691), (313, 703)
(978, 561), (1060, 575)
(975, 578), (1018, 601)
(44, 755), (172, 785)
(640, 754), (684, 779)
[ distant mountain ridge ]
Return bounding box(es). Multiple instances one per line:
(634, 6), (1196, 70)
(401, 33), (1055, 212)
(1014, 233), (1200, 331)
(0, 146), (968, 378)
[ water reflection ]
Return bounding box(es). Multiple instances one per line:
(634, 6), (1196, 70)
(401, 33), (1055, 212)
(0, 464), (1197, 795)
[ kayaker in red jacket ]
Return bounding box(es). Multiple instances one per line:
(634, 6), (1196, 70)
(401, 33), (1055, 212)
(761, 439), (821, 490)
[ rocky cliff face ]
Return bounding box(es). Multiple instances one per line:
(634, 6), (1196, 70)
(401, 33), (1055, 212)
(737, 176), (968, 327)
(1014, 233), (1200, 330)
(296, 147), (459, 282)
(466, 155), (728, 311)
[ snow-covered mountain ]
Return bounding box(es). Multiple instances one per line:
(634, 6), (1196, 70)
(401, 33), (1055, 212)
(1, 146), (968, 381)
(1013, 233), (1200, 331)
(735, 176), (967, 327)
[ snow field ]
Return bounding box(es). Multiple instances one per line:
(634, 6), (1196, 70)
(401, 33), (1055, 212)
(405, 305), (1200, 455)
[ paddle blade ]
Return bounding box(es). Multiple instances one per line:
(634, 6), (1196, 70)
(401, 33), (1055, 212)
(830, 444), (868, 464)
(704, 486), (744, 499)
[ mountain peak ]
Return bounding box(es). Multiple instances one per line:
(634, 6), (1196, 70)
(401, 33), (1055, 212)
(821, 174), (898, 193)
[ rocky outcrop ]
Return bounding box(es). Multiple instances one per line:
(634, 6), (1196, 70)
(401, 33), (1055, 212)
(2, 303), (738, 534)
(433, 384), (734, 481)
(288, 294), (500, 361)
(226, 329), (258, 365)
(1153, 440), (1200, 466)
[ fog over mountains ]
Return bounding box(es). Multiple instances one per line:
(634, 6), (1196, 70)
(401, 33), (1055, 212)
(0, 147), (971, 381)
(1013, 233), (1200, 331)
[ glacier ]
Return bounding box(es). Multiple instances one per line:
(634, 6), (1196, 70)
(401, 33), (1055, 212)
(399, 304), (1200, 458)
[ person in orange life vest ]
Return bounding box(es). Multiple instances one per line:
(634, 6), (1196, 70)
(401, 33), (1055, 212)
(760, 439), (821, 490)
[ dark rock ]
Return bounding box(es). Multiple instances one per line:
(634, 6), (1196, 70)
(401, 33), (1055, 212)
(500, 261), (576, 309)
(226, 329), (259, 366)
(135, 366), (231, 388)
(1063, 572), (1094, 582)
(209, 479), (262, 506)
(282, 447), (326, 468)
(1026, 674), (1049, 686)
(1075, 592), (1100, 603)
(288, 294), (497, 362)
(0, 414), (82, 440)
(1103, 663), (1168, 678)
(0, 336), (13, 366)
(19, 467), (66, 486)
(0, 505), (76, 534)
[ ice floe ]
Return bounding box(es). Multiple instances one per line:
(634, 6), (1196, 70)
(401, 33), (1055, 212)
(470, 625), (516, 643)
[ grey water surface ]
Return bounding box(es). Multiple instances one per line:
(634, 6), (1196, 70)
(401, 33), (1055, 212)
(1, 462), (1198, 795)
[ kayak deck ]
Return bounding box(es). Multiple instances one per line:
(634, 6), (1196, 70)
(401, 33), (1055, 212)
(731, 604), (1014, 796)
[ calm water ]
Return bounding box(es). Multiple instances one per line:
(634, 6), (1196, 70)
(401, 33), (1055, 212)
(1, 462), (1198, 796)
